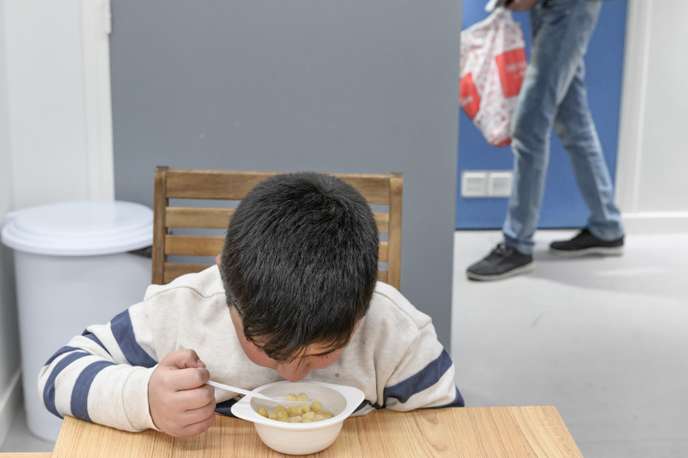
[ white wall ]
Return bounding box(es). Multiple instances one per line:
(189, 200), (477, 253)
(0, 0), (22, 445)
(0, 0), (113, 442)
(3, 0), (113, 209)
(616, 0), (688, 233)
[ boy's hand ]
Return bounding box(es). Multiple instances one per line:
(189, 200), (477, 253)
(148, 349), (216, 437)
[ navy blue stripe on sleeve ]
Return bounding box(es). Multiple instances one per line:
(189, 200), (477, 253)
(111, 310), (156, 367)
(449, 387), (465, 407)
(45, 346), (81, 366)
(43, 351), (90, 418)
(70, 361), (115, 421)
(81, 330), (112, 356)
(383, 350), (453, 405)
(426, 387), (465, 409)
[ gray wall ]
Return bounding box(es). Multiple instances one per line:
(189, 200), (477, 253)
(111, 0), (461, 346)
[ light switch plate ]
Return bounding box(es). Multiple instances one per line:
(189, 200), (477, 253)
(488, 171), (513, 197)
(461, 171), (487, 197)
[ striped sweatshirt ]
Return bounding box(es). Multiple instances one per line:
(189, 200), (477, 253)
(38, 265), (464, 431)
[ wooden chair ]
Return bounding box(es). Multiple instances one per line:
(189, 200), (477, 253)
(151, 167), (403, 289)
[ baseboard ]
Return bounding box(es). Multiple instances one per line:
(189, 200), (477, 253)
(0, 370), (22, 447)
(623, 212), (688, 235)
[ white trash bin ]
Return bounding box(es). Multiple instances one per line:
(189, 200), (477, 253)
(1, 201), (153, 441)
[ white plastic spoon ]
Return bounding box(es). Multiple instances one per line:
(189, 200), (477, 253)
(208, 380), (304, 406)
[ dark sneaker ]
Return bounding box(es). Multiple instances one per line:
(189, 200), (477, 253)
(466, 243), (534, 281)
(549, 228), (624, 257)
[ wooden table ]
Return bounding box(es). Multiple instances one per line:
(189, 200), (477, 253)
(0, 454), (51, 458)
(48, 406), (582, 457)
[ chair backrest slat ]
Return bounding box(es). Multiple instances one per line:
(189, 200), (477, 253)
(152, 168), (403, 289)
(164, 169), (393, 204)
(165, 206), (390, 232)
(166, 207), (235, 229)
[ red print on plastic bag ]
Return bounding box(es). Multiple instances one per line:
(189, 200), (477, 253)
(495, 48), (526, 98)
(459, 73), (481, 120)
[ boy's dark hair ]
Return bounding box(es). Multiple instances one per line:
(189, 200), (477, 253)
(220, 172), (379, 361)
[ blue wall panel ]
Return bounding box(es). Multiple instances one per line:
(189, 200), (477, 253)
(456, 0), (627, 229)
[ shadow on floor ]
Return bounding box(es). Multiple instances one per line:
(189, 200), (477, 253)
(529, 242), (686, 301)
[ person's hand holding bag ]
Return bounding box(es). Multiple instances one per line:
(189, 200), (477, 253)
(505, 0), (539, 11)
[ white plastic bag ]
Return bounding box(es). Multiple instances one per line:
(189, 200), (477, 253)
(459, 8), (527, 147)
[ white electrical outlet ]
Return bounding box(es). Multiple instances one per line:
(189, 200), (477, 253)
(488, 171), (513, 197)
(461, 171), (487, 197)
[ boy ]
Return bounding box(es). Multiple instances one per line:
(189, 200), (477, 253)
(39, 172), (464, 437)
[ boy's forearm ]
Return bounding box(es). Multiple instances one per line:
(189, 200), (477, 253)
(89, 364), (158, 431)
(37, 308), (160, 431)
(38, 351), (157, 431)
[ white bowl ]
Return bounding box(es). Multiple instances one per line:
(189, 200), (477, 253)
(231, 381), (364, 455)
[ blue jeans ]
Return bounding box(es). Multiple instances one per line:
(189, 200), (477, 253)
(502, 0), (624, 255)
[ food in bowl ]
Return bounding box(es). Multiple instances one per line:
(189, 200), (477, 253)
(256, 394), (334, 423)
(231, 381), (365, 455)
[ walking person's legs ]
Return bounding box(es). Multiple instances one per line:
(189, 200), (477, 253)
(467, 0), (604, 281)
(549, 63), (625, 256)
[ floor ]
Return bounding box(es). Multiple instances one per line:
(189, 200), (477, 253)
(2, 230), (687, 457)
(0, 408), (54, 452)
(452, 230), (688, 458)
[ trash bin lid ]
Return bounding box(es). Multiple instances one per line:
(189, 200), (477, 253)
(1, 201), (153, 256)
